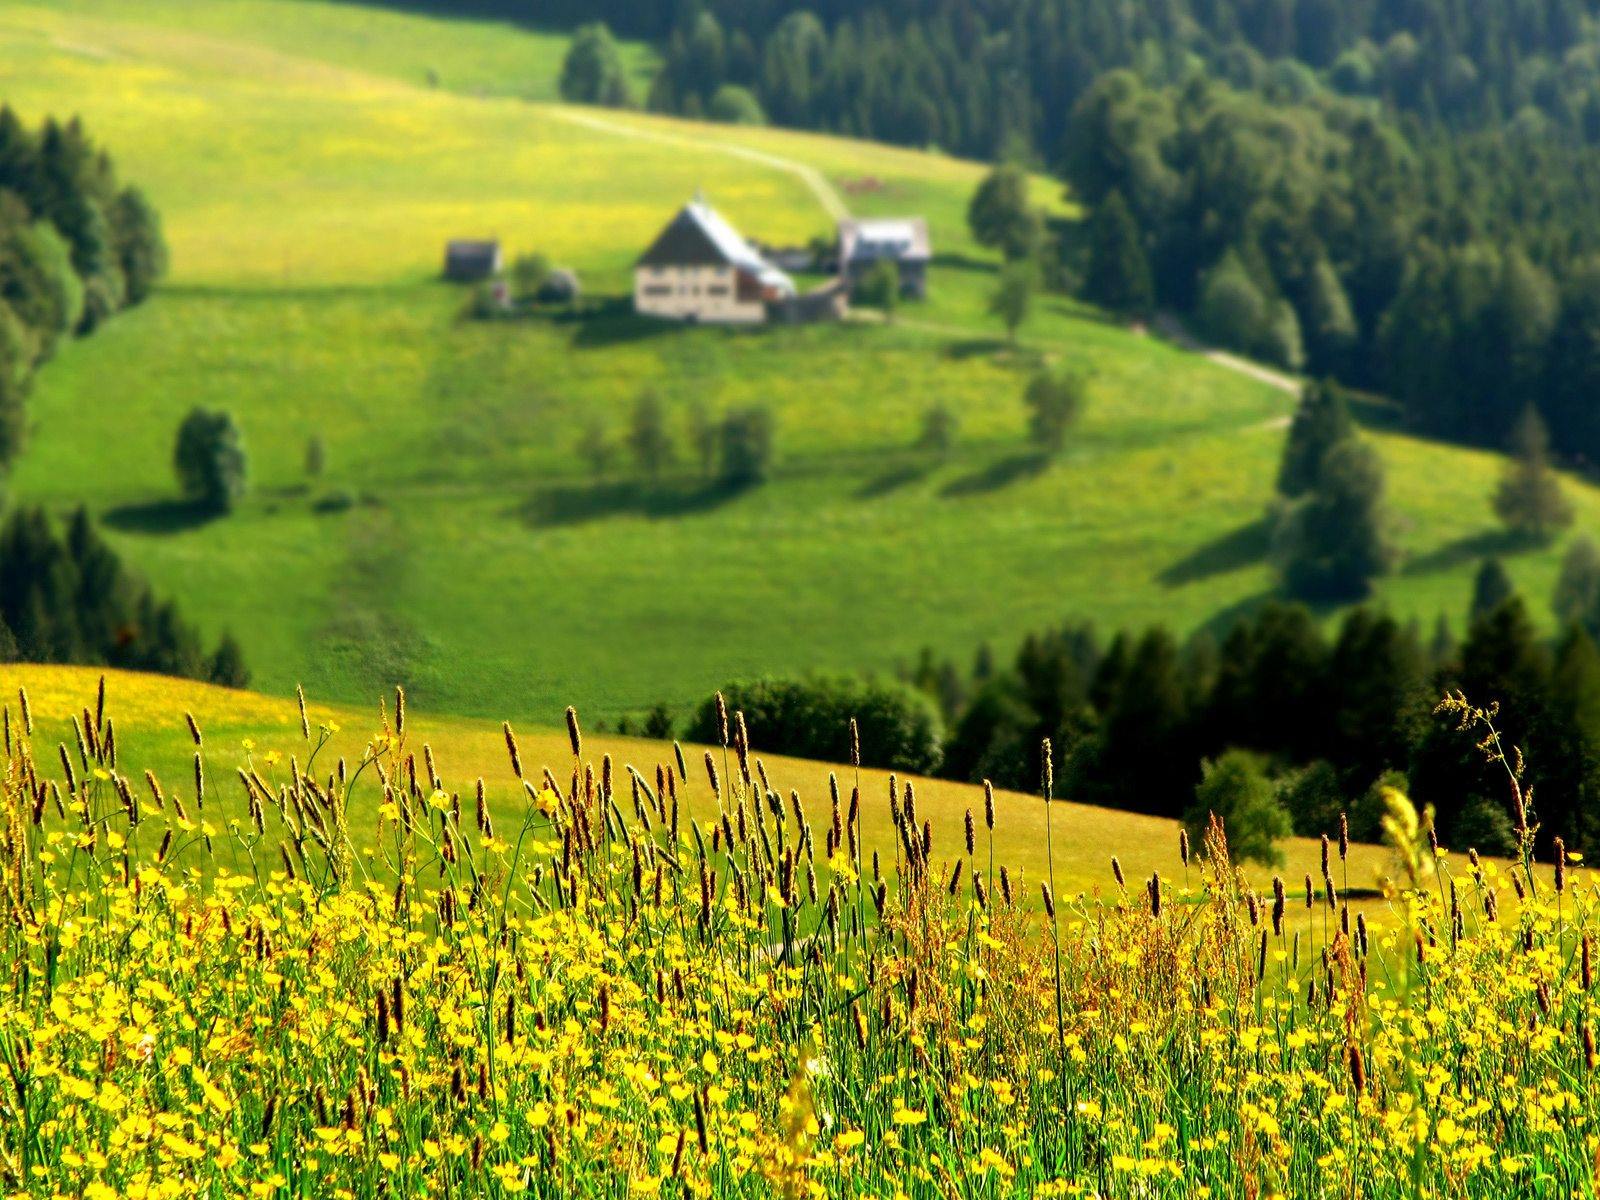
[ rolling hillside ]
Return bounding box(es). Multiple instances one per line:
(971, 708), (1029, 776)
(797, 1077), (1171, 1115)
(1, 0), (1596, 731)
(10, 662), (1400, 907)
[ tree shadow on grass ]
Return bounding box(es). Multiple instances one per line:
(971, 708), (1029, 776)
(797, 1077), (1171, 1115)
(1157, 517), (1273, 587)
(854, 461), (934, 500)
(1402, 529), (1530, 576)
(101, 499), (221, 535)
(512, 478), (752, 528)
(942, 338), (1015, 360)
(940, 451), (1050, 498)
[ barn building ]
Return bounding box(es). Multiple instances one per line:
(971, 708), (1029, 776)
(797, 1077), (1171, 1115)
(634, 199), (796, 324)
(838, 217), (932, 299)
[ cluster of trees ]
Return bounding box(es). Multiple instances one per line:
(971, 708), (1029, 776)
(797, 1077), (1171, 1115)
(1269, 379), (1574, 602)
(0, 505), (246, 685)
(0, 107), (166, 471)
(1067, 71), (1600, 463)
(578, 393), (775, 491)
(684, 676), (945, 775)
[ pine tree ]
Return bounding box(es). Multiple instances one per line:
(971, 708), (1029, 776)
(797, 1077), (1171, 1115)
(1554, 536), (1600, 636)
(1494, 406), (1573, 542)
(1276, 380), (1353, 498)
(208, 633), (251, 689)
(1469, 558), (1516, 626)
(1083, 190), (1152, 316)
(1276, 436), (1396, 600)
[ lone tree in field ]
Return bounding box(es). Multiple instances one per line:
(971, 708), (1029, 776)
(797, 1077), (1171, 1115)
(718, 407), (774, 488)
(174, 408), (248, 514)
(990, 260), (1036, 344)
(857, 259), (900, 323)
(1083, 190), (1152, 316)
(628, 389), (675, 483)
(966, 163), (1041, 262)
(577, 418), (616, 476)
(1276, 380), (1353, 499)
(1023, 368), (1086, 455)
(1494, 406), (1573, 542)
(686, 401), (717, 480)
(304, 434), (325, 481)
(1276, 436), (1396, 600)
(1184, 749), (1290, 867)
(559, 23), (633, 107)
(1470, 557), (1516, 626)
(1554, 536), (1600, 636)
(916, 402), (957, 456)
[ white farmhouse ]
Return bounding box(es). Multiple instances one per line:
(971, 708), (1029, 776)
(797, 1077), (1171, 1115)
(634, 198), (796, 324)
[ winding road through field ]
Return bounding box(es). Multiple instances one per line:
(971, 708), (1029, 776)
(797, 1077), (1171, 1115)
(546, 106), (851, 222)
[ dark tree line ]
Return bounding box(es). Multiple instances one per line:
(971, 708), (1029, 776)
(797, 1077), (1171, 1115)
(0, 506), (246, 686)
(554, 0), (1600, 156)
(926, 587), (1600, 861)
(0, 107), (166, 471)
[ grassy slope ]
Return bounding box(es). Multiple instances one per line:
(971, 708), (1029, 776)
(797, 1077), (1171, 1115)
(6, 662), (1401, 910)
(2, 1), (1596, 731)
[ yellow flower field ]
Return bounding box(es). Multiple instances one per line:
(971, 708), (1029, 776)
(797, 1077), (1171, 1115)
(0, 674), (1595, 1198)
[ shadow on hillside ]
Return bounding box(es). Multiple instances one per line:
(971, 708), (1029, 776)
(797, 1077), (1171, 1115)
(940, 451), (1050, 498)
(854, 461), (933, 499)
(1158, 517), (1272, 587)
(932, 253), (998, 275)
(101, 499), (220, 535)
(565, 306), (684, 349)
(1402, 529), (1530, 576)
(943, 337), (1017, 361)
(513, 478), (750, 528)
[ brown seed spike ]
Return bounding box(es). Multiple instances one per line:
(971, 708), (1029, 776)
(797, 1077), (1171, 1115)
(503, 722), (523, 779)
(566, 706), (582, 760)
(983, 780), (995, 831)
(1040, 882), (1056, 920)
(849, 718), (860, 769)
(1040, 739), (1054, 799)
(714, 693), (729, 748)
(1348, 1042), (1367, 1094)
(394, 685), (405, 739)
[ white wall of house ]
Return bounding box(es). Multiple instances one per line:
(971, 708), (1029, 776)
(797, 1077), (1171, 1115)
(634, 265), (766, 324)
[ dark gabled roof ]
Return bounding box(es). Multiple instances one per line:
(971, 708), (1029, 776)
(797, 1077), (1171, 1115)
(637, 202), (766, 268)
(637, 206), (735, 269)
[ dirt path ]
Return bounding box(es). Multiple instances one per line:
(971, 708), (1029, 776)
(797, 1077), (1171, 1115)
(546, 106), (851, 222)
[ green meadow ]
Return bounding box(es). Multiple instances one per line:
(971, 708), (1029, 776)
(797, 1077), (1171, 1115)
(1, 0), (1595, 728)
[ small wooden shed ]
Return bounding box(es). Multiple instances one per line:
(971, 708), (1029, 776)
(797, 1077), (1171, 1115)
(443, 240), (503, 282)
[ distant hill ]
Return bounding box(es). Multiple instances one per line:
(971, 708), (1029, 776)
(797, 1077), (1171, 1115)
(2, 0), (1596, 730)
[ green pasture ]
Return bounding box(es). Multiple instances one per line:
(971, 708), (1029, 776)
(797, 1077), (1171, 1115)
(0, 1), (1595, 728)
